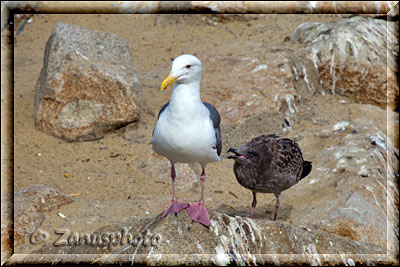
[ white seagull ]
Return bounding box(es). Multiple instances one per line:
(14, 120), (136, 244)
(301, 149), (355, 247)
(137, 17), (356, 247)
(151, 55), (222, 227)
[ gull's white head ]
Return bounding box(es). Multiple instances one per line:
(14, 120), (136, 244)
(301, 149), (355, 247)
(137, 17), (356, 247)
(160, 54), (202, 91)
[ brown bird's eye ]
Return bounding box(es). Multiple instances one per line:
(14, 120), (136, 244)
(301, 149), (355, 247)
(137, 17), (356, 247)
(248, 150), (258, 156)
(185, 64), (192, 69)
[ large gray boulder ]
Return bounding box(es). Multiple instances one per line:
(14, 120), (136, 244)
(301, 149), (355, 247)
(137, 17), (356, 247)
(34, 23), (141, 141)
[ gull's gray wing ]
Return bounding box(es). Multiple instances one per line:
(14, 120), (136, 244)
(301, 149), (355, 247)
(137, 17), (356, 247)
(203, 102), (222, 156)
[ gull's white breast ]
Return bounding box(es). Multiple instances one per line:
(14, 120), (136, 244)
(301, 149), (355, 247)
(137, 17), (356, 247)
(152, 104), (220, 165)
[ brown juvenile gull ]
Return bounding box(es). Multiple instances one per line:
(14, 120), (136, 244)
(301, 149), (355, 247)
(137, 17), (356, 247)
(227, 134), (312, 220)
(151, 54), (222, 227)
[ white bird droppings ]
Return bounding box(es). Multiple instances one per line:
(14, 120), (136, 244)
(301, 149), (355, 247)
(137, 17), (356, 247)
(213, 244), (230, 266)
(332, 121), (350, 131)
(251, 64), (268, 73)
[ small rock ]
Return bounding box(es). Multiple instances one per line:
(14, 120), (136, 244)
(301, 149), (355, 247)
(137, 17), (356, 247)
(13, 185), (73, 246)
(357, 165), (370, 177)
(1, 193), (12, 263)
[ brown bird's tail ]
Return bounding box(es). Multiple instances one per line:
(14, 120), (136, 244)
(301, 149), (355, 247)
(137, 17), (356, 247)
(300, 161), (312, 179)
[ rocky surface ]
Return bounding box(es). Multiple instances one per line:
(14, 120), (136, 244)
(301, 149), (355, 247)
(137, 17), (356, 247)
(10, 13), (398, 265)
(13, 185), (74, 247)
(286, 16), (399, 110)
(26, 211), (386, 265)
(286, 102), (398, 250)
(122, 211), (387, 265)
(34, 23), (141, 141)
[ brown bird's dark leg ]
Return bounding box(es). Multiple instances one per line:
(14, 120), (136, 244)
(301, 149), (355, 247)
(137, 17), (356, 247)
(161, 163), (189, 218)
(186, 167), (210, 227)
(250, 191), (257, 217)
(273, 193), (280, 221)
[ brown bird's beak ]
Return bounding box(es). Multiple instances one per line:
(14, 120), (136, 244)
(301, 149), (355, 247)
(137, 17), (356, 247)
(227, 148), (246, 160)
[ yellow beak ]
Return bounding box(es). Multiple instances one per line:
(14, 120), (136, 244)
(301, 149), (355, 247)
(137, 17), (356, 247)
(160, 74), (180, 91)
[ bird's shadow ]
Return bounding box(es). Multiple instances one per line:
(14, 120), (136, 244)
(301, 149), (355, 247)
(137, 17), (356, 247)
(215, 203), (294, 222)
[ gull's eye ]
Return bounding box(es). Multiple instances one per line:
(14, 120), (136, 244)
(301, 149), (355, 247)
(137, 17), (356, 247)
(185, 64), (192, 69)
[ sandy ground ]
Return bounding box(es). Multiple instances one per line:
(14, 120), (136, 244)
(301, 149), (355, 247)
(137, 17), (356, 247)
(12, 14), (348, 252)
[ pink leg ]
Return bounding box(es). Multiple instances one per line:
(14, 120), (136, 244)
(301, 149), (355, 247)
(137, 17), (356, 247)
(186, 168), (210, 227)
(250, 192), (257, 218)
(161, 164), (189, 218)
(273, 193), (280, 221)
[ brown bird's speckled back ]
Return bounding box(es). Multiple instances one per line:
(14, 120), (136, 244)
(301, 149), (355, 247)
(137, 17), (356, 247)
(232, 134), (306, 194)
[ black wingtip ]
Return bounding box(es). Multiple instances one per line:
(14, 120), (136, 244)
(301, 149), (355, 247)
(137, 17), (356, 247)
(300, 161), (312, 179)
